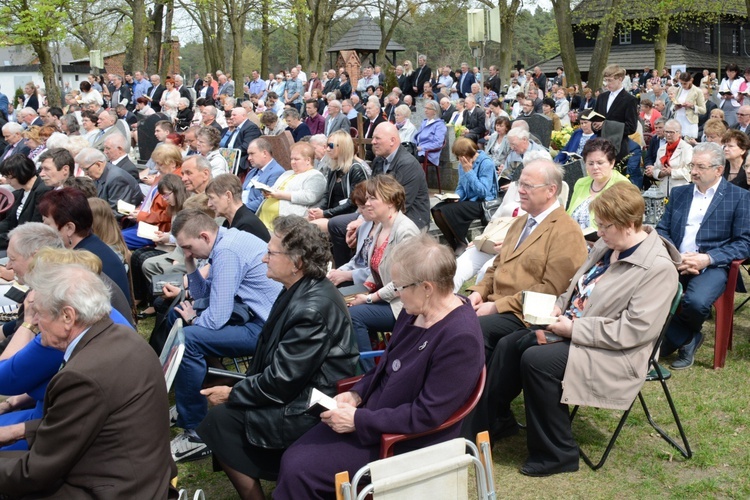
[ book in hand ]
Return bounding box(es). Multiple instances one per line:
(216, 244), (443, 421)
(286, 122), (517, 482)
(435, 193), (460, 202)
(250, 179), (274, 193)
(719, 89), (734, 95)
(152, 273), (184, 295)
(583, 110), (606, 122)
(560, 151), (582, 160)
(137, 221), (160, 240)
(305, 388), (338, 417)
(117, 200), (136, 215)
(522, 291), (559, 325)
(582, 226), (599, 242)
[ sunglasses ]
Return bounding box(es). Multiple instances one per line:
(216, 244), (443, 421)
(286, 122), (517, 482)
(327, 143), (336, 149)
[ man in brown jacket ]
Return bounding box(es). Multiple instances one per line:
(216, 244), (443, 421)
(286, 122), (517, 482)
(0, 264), (176, 498)
(468, 158), (588, 359)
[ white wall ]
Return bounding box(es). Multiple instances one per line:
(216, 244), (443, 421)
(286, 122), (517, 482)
(0, 69), (90, 102)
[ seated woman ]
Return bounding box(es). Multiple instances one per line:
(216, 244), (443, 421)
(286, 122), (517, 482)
(347, 176), (419, 370)
(0, 153), (52, 251)
(89, 197), (130, 265)
(431, 137), (497, 253)
(327, 183), (376, 288)
(567, 138), (630, 230)
(721, 129), (750, 188)
(275, 234), (485, 498)
(260, 110), (287, 136)
(485, 116), (511, 168)
(414, 100), (447, 166)
(38, 188), (131, 303)
(121, 143), (183, 249)
(257, 142), (326, 229)
(465, 182), (679, 475)
(650, 119), (692, 196)
(0, 245), (133, 451)
(394, 104), (417, 145)
(175, 97), (194, 132)
(542, 98), (562, 131)
(196, 127), (229, 177)
(307, 130), (368, 233)
(195, 216), (359, 499)
(554, 109), (597, 164)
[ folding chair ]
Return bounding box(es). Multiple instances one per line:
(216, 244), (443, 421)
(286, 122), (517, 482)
(160, 319), (185, 392)
(218, 147), (242, 176)
(335, 433), (495, 500)
(713, 259), (744, 369)
(336, 367), (486, 458)
(569, 283), (691, 470)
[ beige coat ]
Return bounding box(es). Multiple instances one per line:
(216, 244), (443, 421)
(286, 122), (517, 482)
(653, 138), (693, 195)
(674, 84), (707, 124)
(558, 227), (680, 410)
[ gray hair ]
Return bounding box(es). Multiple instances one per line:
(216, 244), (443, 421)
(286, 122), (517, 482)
(273, 215), (331, 280)
(328, 99), (341, 110)
(189, 155), (212, 173)
(507, 128), (530, 140)
(8, 222), (64, 259)
(282, 108), (300, 121)
(665, 119), (682, 132)
(75, 147), (106, 167)
(309, 134), (327, 146)
(179, 97), (190, 107)
(22, 107), (38, 117)
(45, 132), (69, 150)
(528, 158), (563, 196)
(203, 105), (218, 118)
(395, 104), (412, 118)
(224, 97), (236, 107)
(24, 263), (111, 325)
(104, 132), (127, 150)
(523, 150), (553, 165)
(59, 114), (80, 134)
(389, 234), (455, 295)
(367, 95), (380, 106)
(693, 141), (725, 167)
(2, 122), (23, 134)
(424, 100), (441, 113)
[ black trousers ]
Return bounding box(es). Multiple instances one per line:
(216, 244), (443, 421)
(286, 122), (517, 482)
(431, 200), (484, 251)
(328, 212), (359, 268)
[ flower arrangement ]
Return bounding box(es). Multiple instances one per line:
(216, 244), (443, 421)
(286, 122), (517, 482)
(550, 126), (575, 151)
(454, 124), (467, 139)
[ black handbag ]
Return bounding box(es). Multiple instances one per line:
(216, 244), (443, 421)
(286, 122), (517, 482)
(481, 198), (503, 222)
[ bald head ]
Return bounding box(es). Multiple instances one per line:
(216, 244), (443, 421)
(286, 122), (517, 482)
(371, 122), (400, 157)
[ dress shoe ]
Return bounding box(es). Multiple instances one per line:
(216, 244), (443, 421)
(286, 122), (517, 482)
(670, 333), (704, 370)
(490, 412), (520, 442)
(137, 309), (157, 319)
(519, 462), (579, 477)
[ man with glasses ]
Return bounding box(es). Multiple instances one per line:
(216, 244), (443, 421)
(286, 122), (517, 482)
(730, 105), (750, 134)
(167, 209), (281, 462)
(656, 142), (750, 369)
(464, 157), (588, 441)
(652, 119), (693, 196)
(75, 147), (142, 219)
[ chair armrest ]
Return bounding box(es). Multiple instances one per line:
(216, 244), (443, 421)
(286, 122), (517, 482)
(337, 375), (364, 394)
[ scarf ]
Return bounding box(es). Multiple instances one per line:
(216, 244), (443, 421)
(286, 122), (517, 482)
(660, 138), (680, 168)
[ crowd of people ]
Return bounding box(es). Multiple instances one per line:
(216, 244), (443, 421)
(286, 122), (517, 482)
(0, 57), (747, 498)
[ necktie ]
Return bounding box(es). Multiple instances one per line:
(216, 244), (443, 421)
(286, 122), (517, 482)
(515, 218), (537, 250)
(96, 129), (106, 141)
(366, 120), (375, 137)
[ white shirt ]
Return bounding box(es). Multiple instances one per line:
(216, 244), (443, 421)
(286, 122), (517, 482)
(228, 119), (248, 148)
(679, 178), (721, 254)
(514, 200), (561, 250)
(606, 87), (623, 113)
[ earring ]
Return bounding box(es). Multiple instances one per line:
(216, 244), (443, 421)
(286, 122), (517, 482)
(68, 236), (73, 246)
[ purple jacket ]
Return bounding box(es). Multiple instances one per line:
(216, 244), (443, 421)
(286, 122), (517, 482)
(414, 118), (447, 166)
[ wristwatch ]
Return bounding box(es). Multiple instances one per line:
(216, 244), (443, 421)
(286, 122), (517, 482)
(21, 322), (40, 335)
(365, 294), (373, 304)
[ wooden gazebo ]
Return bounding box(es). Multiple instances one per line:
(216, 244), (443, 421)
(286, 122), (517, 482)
(327, 17), (406, 68)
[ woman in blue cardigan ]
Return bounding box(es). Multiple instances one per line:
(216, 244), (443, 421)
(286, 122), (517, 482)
(431, 137), (498, 253)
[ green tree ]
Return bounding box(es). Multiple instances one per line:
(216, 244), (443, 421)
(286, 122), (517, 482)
(0, 0), (67, 107)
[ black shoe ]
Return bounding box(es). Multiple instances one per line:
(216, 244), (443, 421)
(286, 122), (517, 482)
(519, 462), (579, 477)
(490, 412), (520, 442)
(671, 333), (704, 370)
(137, 310), (157, 319)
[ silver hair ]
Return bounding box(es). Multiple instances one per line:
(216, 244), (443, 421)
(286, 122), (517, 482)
(510, 120), (530, 132)
(75, 147), (106, 166)
(189, 154), (213, 174)
(104, 132), (127, 150)
(309, 134), (327, 146)
(507, 128), (530, 140)
(2, 122), (23, 134)
(22, 107), (38, 117)
(179, 97), (190, 107)
(665, 119), (682, 132)
(522, 150), (553, 165)
(693, 141), (725, 167)
(45, 133), (69, 150)
(59, 114), (80, 134)
(225, 97), (236, 107)
(8, 222), (64, 259)
(527, 158), (563, 196)
(395, 104), (412, 118)
(424, 100), (441, 113)
(203, 105), (218, 118)
(25, 263), (112, 325)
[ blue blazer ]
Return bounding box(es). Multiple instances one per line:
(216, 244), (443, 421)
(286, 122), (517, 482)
(458, 71), (476, 98)
(656, 178), (750, 267)
(242, 159), (286, 212)
(554, 128), (587, 164)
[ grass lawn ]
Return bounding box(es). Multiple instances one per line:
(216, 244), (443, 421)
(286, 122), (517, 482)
(142, 284), (750, 499)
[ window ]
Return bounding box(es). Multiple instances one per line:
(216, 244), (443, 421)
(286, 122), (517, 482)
(619, 29), (632, 45)
(705, 27), (711, 45)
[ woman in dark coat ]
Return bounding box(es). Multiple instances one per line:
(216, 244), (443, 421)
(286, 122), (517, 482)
(196, 216), (359, 500)
(0, 154), (52, 250)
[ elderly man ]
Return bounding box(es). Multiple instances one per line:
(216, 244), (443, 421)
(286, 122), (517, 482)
(168, 209), (281, 462)
(322, 69), (340, 95)
(217, 74), (234, 97)
(356, 67), (379, 93)
(308, 134), (331, 175)
(110, 75), (132, 109)
(223, 107), (260, 171)
(248, 70), (267, 100)
(0, 264), (175, 497)
(440, 97), (456, 123)
(457, 62), (476, 99)
(181, 155), (212, 195)
(18, 107), (43, 129)
(503, 128), (547, 171)
(1, 122), (30, 161)
(146, 74), (165, 112)
(324, 99), (349, 136)
(383, 93), (403, 123)
(37, 148), (74, 189)
(656, 142), (750, 369)
(462, 95), (486, 143)
(462, 158), (588, 441)
(361, 99), (386, 161)
(241, 137), (285, 212)
(91, 109), (128, 151)
(413, 54), (432, 97)
(103, 133), (140, 182)
(486, 65), (502, 96)
(201, 105), (222, 132)
(730, 105), (750, 134)
(76, 148), (143, 217)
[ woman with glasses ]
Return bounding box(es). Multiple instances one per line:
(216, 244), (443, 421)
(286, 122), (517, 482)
(673, 72), (706, 139)
(196, 216), (358, 500)
(344, 176), (419, 371)
(567, 138), (630, 230)
(721, 129), (750, 188)
(652, 119), (693, 196)
(307, 130), (368, 233)
(275, 234), (484, 499)
(195, 127), (228, 177)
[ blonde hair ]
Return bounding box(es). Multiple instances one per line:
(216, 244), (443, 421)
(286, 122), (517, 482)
(328, 130), (359, 172)
(151, 143), (183, 170)
(88, 198), (130, 261)
(28, 247), (103, 275)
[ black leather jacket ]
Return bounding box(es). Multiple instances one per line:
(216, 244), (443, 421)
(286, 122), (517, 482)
(226, 276), (359, 449)
(319, 162), (368, 218)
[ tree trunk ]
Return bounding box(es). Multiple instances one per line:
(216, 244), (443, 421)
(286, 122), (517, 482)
(552, 0), (582, 88)
(160, 0), (174, 76)
(654, 18), (669, 73)
(33, 41), (60, 107)
(587, 0), (621, 88)
(147, 1), (164, 74)
(230, 18), (244, 97)
(261, 0), (270, 77)
(125, 0), (147, 73)
(497, 0), (521, 85)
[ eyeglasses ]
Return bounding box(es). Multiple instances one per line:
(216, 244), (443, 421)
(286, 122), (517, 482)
(596, 222), (615, 233)
(394, 282), (421, 292)
(663, 130), (679, 135)
(518, 182), (549, 191)
(737, 113), (750, 117)
(327, 143), (336, 149)
(81, 161), (99, 172)
(688, 163), (715, 171)
(161, 191), (173, 198)
(266, 249), (289, 257)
